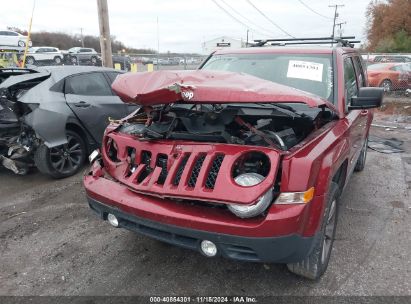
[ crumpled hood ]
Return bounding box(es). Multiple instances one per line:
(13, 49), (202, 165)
(111, 70), (335, 110)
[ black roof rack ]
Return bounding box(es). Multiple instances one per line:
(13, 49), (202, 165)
(253, 36), (360, 48)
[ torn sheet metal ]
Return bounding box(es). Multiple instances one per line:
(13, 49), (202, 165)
(368, 135), (404, 154)
(111, 70), (336, 112)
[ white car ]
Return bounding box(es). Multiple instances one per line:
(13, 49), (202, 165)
(25, 47), (64, 65)
(0, 30), (32, 47)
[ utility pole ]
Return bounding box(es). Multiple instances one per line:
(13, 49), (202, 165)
(246, 29), (249, 47)
(336, 21), (346, 38)
(329, 4), (344, 46)
(156, 16), (160, 71)
(97, 0), (113, 68)
(80, 27), (84, 47)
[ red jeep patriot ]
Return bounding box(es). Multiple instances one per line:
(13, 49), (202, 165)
(84, 38), (383, 279)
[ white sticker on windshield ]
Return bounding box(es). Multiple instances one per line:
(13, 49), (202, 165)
(287, 60), (324, 82)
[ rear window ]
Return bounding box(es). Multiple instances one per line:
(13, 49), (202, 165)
(201, 53), (334, 101)
(65, 72), (112, 96)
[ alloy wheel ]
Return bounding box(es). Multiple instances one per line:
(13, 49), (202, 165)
(49, 134), (83, 174)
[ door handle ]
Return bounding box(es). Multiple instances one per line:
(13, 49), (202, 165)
(73, 101), (90, 108)
(360, 110), (368, 116)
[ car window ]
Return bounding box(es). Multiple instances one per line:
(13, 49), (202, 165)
(65, 72), (112, 96)
(352, 56), (366, 87)
(106, 72), (122, 84)
(0, 31), (7, 35)
(9, 32), (18, 36)
(202, 53), (334, 102)
(367, 63), (390, 70)
(391, 65), (403, 72)
(344, 57), (358, 109)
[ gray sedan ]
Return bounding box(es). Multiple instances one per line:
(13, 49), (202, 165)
(0, 66), (137, 178)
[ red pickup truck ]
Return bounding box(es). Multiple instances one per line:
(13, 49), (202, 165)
(84, 42), (383, 279)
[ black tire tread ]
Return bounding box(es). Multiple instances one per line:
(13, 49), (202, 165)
(287, 182), (340, 280)
(354, 137), (368, 172)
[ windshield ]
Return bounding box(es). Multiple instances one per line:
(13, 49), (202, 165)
(201, 53), (334, 101)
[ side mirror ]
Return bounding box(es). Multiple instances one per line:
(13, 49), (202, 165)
(349, 87), (383, 110)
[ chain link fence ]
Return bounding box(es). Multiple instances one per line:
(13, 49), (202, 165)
(362, 53), (411, 99)
(0, 50), (208, 72)
(1, 49), (410, 99)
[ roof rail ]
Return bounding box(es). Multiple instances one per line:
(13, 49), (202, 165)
(252, 36), (360, 48)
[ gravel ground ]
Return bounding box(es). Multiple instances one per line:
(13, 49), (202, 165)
(0, 125), (410, 296)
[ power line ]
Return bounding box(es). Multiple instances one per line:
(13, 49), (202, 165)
(211, 0), (271, 37)
(219, 0), (278, 36)
(246, 0), (295, 38)
(297, 0), (333, 20)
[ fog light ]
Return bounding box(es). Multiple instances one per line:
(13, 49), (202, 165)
(107, 213), (119, 227)
(200, 240), (217, 257)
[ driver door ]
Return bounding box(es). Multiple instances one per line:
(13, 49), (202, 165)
(64, 71), (129, 143)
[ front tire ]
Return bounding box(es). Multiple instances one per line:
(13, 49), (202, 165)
(25, 56), (35, 65)
(354, 137), (368, 172)
(34, 130), (87, 179)
(54, 56), (62, 65)
(18, 40), (26, 47)
(380, 79), (392, 92)
(287, 182), (339, 280)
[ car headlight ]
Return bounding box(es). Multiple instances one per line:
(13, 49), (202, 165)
(88, 149), (100, 163)
(227, 173), (273, 218)
(274, 187), (315, 204)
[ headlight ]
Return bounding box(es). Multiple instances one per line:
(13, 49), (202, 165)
(274, 187), (315, 204)
(88, 149), (100, 163)
(228, 173), (273, 218)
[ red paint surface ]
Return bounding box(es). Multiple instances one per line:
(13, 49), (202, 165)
(102, 132), (281, 205)
(84, 47), (374, 239)
(111, 70), (334, 109)
(85, 171), (324, 237)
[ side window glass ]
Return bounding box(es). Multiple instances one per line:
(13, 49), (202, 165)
(65, 73), (112, 96)
(344, 57), (358, 110)
(106, 72), (121, 84)
(353, 56), (366, 87)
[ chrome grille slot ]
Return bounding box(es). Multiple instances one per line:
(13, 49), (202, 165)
(188, 154), (206, 188)
(205, 154), (225, 189)
(156, 154), (168, 185)
(137, 150), (152, 183)
(173, 154), (190, 186)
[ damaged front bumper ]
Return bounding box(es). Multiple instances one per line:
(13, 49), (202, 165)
(0, 122), (38, 174)
(84, 159), (325, 263)
(87, 195), (318, 263)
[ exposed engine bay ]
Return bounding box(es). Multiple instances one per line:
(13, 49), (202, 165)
(117, 102), (334, 151)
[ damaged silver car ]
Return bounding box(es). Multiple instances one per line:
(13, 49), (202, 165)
(0, 66), (136, 178)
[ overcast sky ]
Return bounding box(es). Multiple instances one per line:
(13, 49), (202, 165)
(1, 0), (371, 53)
